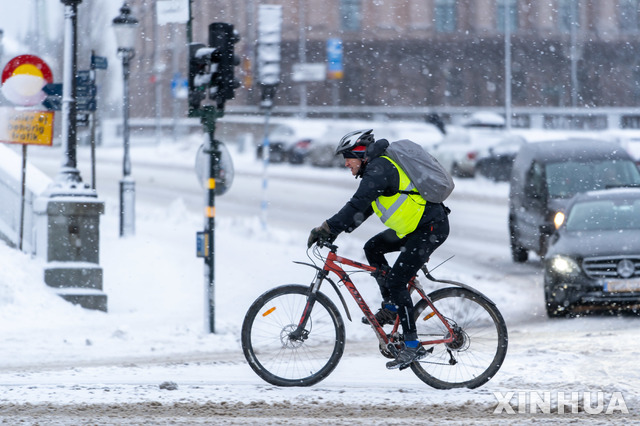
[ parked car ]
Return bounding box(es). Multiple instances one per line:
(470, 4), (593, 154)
(256, 120), (329, 164)
(431, 112), (507, 178)
(255, 139), (287, 164)
(285, 138), (314, 164)
(543, 188), (640, 317)
(509, 139), (640, 263)
(475, 134), (527, 182)
(307, 125), (348, 168)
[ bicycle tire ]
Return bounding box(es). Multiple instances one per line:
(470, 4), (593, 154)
(410, 287), (508, 389)
(241, 284), (346, 387)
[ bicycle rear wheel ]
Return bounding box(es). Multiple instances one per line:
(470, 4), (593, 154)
(411, 287), (508, 389)
(241, 284), (346, 387)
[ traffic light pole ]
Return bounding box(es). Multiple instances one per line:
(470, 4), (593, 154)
(188, 2), (240, 333)
(188, 1), (219, 333)
(260, 102), (272, 230)
(192, 106), (223, 334)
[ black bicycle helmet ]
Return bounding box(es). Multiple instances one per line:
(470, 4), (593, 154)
(335, 129), (375, 157)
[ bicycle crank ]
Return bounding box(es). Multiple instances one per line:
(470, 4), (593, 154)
(379, 333), (404, 359)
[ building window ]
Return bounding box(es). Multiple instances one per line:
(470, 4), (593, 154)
(435, 0), (457, 33)
(620, 0), (640, 33)
(340, 0), (362, 32)
(497, 0), (518, 32)
(557, 0), (578, 33)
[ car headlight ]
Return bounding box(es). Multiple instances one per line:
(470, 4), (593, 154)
(549, 255), (580, 276)
(553, 211), (565, 229)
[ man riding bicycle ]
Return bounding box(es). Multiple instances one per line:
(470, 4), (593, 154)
(307, 129), (450, 370)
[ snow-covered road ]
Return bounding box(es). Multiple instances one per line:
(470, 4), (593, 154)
(0, 140), (637, 424)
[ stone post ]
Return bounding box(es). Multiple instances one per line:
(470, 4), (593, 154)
(34, 197), (106, 311)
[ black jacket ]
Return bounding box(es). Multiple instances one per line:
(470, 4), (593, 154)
(326, 139), (447, 235)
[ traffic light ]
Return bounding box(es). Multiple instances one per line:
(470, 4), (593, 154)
(188, 42), (218, 111)
(257, 6), (282, 87)
(257, 5), (282, 108)
(208, 23), (240, 109)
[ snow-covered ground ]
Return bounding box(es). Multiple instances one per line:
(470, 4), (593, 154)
(0, 128), (639, 424)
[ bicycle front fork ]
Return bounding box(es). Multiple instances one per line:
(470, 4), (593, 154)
(289, 272), (326, 341)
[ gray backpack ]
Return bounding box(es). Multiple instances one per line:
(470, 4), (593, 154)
(385, 139), (455, 203)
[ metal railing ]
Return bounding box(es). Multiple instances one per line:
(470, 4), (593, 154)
(122, 106), (640, 136)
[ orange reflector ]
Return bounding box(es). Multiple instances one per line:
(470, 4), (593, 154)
(208, 178), (216, 189)
(205, 206), (215, 218)
(422, 312), (436, 321)
(262, 307), (276, 317)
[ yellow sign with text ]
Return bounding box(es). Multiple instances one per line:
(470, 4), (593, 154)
(0, 107), (54, 146)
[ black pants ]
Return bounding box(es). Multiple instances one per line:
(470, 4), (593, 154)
(363, 216), (449, 341)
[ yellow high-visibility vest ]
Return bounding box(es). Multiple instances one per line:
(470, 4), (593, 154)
(371, 156), (426, 237)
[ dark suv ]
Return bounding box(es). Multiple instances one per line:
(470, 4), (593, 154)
(508, 139), (640, 262)
(544, 188), (640, 316)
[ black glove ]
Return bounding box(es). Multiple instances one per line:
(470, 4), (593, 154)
(307, 221), (336, 248)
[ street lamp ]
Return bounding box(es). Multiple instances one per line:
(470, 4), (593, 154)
(54, 0), (89, 191)
(112, 3), (139, 237)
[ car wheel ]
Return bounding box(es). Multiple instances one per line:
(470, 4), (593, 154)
(511, 242), (528, 263)
(270, 149), (284, 163)
(451, 162), (463, 177)
(509, 221), (528, 263)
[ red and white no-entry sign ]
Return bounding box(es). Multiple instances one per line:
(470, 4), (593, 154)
(1, 55), (54, 107)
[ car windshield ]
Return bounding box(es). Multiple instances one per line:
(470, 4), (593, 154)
(565, 199), (640, 231)
(546, 160), (640, 198)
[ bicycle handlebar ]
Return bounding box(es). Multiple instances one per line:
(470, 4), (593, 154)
(315, 238), (338, 252)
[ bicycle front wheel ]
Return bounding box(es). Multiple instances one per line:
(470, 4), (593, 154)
(411, 287), (508, 389)
(241, 284), (346, 387)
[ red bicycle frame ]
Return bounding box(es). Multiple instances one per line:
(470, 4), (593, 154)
(297, 246), (457, 350)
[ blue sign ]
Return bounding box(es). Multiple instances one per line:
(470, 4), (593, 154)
(42, 83), (62, 111)
(76, 71), (97, 112)
(171, 73), (189, 99)
(43, 83), (62, 96)
(42, 72), (98, 111)
(326, 38), (343, 80)
(91, 54), (108, 70)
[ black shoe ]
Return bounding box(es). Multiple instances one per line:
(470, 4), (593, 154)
(386, 345), (428, 370)
(362, 305), (397, 326)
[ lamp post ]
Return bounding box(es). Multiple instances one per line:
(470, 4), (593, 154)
(55, 0), (87, 190)
(112, 3), (139, 237)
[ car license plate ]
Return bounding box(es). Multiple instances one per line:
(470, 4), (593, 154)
(604, 279), (640, 293)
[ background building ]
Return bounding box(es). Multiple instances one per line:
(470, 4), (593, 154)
(6, 1), (640, 126)
(123, 0), (640, 125)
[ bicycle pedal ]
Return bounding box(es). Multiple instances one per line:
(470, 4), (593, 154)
(385, 342), (401, 357)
